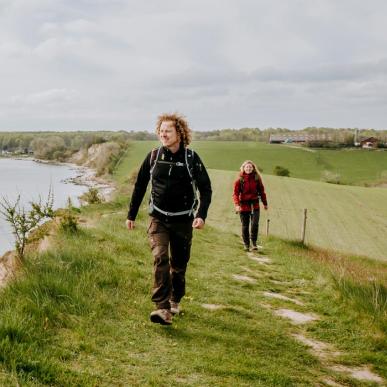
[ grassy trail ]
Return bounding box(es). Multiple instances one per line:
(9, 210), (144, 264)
(0, 142), (385, 385)
(0, 203), (385, 386)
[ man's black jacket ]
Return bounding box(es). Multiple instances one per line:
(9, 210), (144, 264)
(128, 143), (212, 223)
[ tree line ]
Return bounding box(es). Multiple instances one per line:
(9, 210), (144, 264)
(0, 131), (135, 157)
(192, 127), (387, 144)
(0, 131), (136, 177)
(1, 128), (386, 152)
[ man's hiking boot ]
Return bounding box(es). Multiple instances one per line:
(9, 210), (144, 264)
(150, 309), (172, 325)
(170, 301), (180, 315)
(243, 245), (250, 252)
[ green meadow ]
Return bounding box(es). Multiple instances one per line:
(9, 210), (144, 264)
(0, 140), (385, 385)
(117, 141), (387, 262)
(193, 141), (387, 186)
(208, 170), (387, 262)
(117, 140), (387, 186)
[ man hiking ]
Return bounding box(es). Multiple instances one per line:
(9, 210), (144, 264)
(126, 113), (212, 325)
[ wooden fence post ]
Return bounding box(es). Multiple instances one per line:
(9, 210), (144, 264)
(266, 219), (270, 236)
(301, 208), (307, 244)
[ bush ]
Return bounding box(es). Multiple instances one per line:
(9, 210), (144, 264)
(0, 190), (54, 258)
(274, 166), (290, 177)
(79, 188), (103, 205)
(32, 136), (66, 160)
(58, 199), (79, 233)
(59, 212), (78, 233)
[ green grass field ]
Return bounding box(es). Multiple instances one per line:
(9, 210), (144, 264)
(115, 141), (387, 262)
(116, 140), (387, 186)
(0, 140), (385, 385)
(207, 170), (387, 262)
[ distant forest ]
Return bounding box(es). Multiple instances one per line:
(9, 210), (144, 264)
(0, 131), (134, 160)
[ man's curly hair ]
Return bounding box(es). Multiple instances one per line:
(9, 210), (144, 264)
(155, 113), (192, 146)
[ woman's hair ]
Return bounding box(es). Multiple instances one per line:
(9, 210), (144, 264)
(240, 160), (262, 178)
(155, 113), (192, 146)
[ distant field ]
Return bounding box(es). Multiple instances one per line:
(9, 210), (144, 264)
(117, 141), (387, 261)
(193, 141), (387, 186)
(117, 140), (387, 186)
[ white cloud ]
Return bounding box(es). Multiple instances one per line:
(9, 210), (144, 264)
(8, 88), (79, 106)
(1, 0), (387, 130)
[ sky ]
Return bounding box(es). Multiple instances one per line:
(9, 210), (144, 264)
(1, 0), (387, 132)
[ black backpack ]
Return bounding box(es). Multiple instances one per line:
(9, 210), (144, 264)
(149, 146), (198, 216)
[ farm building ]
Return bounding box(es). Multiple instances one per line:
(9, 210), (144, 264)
(360, 137), (379, 149)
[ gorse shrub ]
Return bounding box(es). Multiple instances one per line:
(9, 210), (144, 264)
(80, 188), (103, 205)
(59, 211), (78, 234)
(58, 198), (79, 234)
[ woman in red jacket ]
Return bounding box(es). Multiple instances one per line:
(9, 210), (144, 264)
(233, 160), (268, 251)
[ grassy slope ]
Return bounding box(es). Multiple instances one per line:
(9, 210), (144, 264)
(117, 141), (387, 261)
(0, 204), (385, 386)
(0, 141), (385, 385)
(207, 169), (387, 261)
(127, 140), (387, 185)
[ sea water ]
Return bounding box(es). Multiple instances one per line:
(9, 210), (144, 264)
(0, 158), (89, 255)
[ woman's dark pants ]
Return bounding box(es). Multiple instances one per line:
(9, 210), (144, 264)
(239, 210), (260, 247)
(147, 217), (192, 310)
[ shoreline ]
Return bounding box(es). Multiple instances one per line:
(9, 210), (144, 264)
(61, 164), (115, 202)
(0, 157), (116, 277)
(1, 155), (116, 201)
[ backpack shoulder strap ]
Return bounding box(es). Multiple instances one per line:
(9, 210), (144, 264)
(150, 147), (161, 174)
(239, 176), (244, 193)
(185, 148), (195, 179)
(255, 173), (263, 195)
(185, 148), (199, 210)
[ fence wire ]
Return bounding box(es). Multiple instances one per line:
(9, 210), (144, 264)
(259, 207), (320, 242)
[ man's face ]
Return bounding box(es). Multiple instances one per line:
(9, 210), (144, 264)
(159, 120), (180, 148)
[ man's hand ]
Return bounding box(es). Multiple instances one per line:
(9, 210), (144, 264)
(263, 205), (268, 210)
(192, 217), (205, 229)
(235, 205), (241, 213)
(126, 219), (135, 230)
